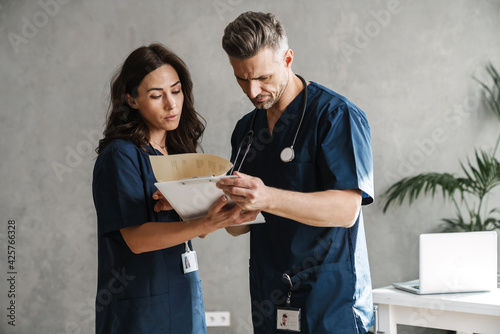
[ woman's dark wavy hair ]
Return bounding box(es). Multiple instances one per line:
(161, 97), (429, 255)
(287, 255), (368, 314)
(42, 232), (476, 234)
(96, 43), (205, 155)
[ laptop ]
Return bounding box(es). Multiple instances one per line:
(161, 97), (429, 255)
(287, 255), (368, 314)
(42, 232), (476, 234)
(393, 231), (498, 294)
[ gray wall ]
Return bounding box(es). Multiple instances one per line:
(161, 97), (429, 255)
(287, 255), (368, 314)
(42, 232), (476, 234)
(1, 0), (499, 333)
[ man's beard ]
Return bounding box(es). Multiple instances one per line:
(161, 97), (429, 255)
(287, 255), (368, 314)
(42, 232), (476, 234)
(250, 72), (289, 110)
(251, 94), (275, 110)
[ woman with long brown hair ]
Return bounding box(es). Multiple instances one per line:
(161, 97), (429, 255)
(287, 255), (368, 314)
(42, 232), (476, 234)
(92, 43), (257, 334)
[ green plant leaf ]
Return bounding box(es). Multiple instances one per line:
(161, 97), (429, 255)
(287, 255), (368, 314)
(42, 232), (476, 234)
(382, 173), (468, 212)
(462, 150), (500, 197)
(475, 62), (500, 121)
(384, 63), (500, 232)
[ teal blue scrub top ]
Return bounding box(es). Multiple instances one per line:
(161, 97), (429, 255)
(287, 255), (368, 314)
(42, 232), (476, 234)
(230, 82), (374, 333)
(92, 139), (206, 334)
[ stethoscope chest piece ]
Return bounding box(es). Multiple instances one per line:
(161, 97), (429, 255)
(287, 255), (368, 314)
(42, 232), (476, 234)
(280, 147), (295, 163)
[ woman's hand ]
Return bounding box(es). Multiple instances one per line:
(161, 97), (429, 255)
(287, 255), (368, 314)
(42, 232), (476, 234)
(153, 190), (173, 212)
(203, 195), (260, 233)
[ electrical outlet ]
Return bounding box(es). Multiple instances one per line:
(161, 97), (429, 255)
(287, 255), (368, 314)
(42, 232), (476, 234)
(205, 311), (230, 327)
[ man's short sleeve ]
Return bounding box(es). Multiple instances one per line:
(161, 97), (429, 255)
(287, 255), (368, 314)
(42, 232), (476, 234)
(318, 104), (374, 205)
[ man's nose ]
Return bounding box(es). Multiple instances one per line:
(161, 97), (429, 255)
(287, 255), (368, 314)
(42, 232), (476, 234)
(247, 80), (262, 98)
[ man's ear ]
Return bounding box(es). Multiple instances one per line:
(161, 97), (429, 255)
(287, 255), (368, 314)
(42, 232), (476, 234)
(283, 49), (294, 68)
(125, 93), (138, 109)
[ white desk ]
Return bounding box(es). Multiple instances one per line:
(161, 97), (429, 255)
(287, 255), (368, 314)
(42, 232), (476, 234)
(372, 287), (500, 334)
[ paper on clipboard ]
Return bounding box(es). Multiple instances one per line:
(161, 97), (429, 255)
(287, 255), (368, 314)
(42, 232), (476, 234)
(150, 154), (266, 224)
(150, 153), (233, 182)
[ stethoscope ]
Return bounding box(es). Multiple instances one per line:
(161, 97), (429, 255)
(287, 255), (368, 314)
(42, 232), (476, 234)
(230, 75), (308, 174)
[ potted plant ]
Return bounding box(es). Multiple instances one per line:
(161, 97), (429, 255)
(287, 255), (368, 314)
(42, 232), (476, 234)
(382, 63), (500, 232)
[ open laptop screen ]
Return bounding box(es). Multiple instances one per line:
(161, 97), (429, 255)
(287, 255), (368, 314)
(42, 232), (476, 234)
(393, 231), (497, 294)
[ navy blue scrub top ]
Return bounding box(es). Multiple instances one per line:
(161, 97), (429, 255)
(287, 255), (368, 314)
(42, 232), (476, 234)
(231, 82), (374, 334)
(92, 139), (206, 334)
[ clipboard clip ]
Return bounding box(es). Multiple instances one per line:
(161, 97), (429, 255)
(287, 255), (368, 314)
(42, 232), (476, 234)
(179, 175), (215, 183)
(179, 175), (237, 185)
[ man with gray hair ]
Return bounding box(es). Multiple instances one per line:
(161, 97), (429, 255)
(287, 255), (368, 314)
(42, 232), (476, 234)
(217, 11), (374, 333)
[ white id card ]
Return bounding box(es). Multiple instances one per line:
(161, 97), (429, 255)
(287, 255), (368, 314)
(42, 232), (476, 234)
(277, 307), (301, 332)
(181, 251), (198, 274)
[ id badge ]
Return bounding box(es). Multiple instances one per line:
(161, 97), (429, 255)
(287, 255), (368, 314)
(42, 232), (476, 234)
(276, 307), (301, 332)
(181, 251), (198, 274)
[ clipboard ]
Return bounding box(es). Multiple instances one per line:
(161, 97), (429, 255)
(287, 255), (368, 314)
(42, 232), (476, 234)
(150, 154), (266, 224)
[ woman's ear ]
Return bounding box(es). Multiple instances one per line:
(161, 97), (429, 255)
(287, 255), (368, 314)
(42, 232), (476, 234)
(125, 93), (138, 109)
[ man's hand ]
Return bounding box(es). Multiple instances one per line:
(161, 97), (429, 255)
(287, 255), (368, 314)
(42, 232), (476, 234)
(216, 171), (271, 212)
(218, 172), (362, 228)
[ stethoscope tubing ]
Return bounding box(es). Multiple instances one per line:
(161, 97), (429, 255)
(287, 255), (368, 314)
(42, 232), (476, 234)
(230, 74), (308, 174)
(287, 75), (308, 155)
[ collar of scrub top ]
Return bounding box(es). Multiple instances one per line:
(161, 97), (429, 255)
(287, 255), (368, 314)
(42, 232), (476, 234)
(148, 142), (160, 156)
(229, 74), (308, 175)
